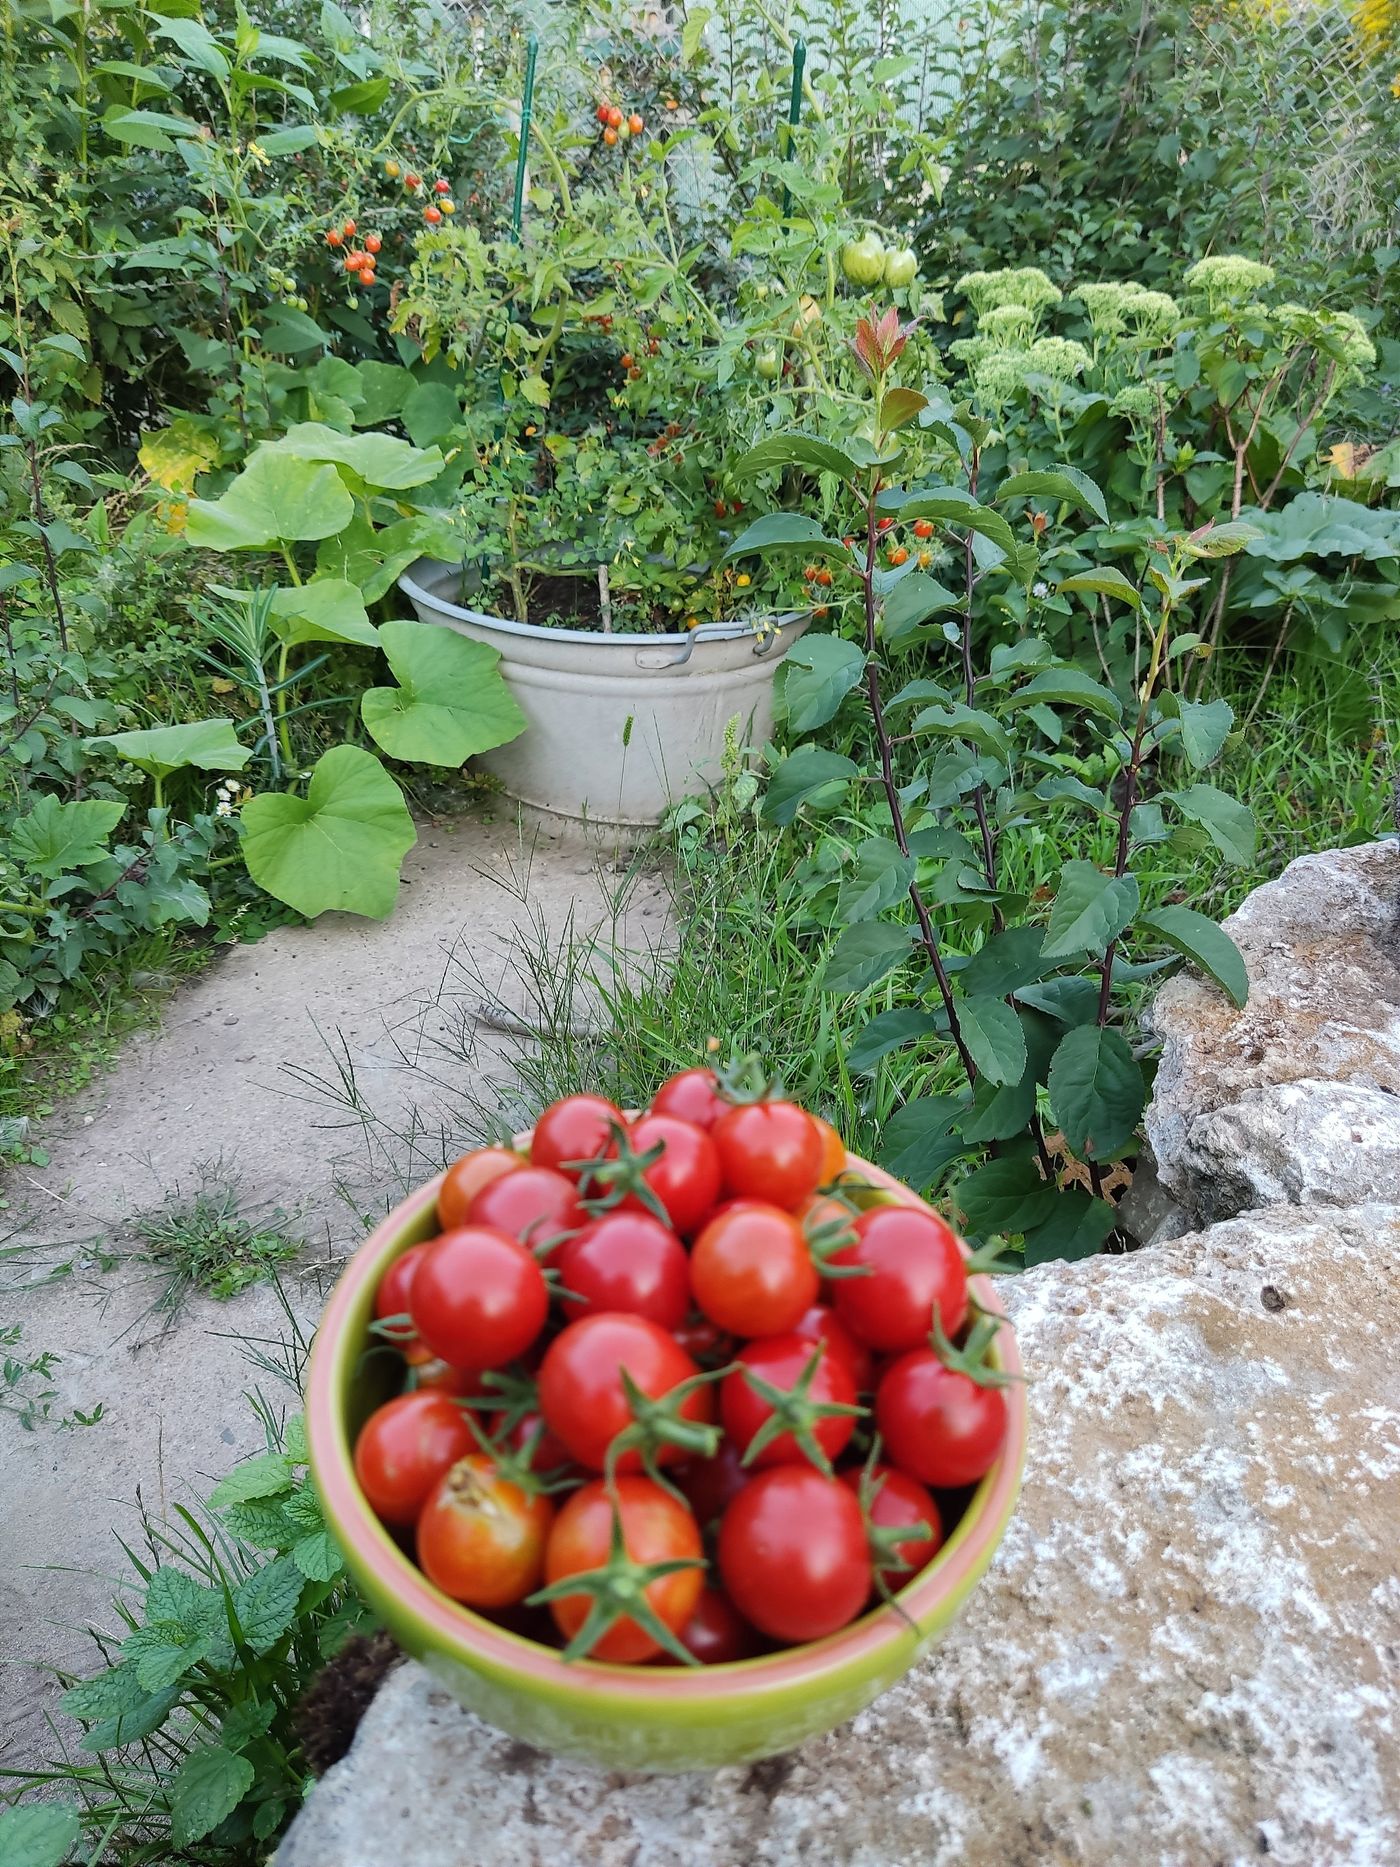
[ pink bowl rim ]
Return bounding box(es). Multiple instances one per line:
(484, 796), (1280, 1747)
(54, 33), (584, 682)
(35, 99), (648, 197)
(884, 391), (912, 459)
(307, 1153), (1027, 1701)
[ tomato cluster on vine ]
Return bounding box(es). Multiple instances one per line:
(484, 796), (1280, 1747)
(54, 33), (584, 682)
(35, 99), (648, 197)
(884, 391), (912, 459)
(351, 1061), (1015, 1666)
(595, 101), (646, 149)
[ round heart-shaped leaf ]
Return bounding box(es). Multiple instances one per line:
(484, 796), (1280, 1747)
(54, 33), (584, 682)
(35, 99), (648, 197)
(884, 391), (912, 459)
(239, 745), (416, 920)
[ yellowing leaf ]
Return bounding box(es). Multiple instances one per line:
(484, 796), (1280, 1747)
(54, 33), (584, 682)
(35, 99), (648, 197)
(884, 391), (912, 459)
(139, 419), (220, 493)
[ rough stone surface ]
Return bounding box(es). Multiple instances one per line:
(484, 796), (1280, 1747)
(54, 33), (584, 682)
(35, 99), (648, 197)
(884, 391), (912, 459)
(275, 1204), (1400, 1867)
(0, 815), (667, 1770)
(1148, 839), (1400, 1225)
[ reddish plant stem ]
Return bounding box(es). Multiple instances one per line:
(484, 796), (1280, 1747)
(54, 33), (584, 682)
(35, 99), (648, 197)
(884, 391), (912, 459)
(960, 444), (1000, 925)
(860, 477), (978, 1089)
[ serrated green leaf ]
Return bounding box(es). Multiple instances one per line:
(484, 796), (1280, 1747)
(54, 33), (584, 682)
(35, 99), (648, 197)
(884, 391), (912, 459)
(1162, 694), (1233, 769)
(761, 745), (857, 825)
(1181, 520), (1263, 558)
(222, 1499), (297, 1546)
(240, 746), (416, 920)
(879, 387), (928, 431)
(231, 1555), (304, 1654)
(1166, 784), (1256, 864)
(882, 570), (961, 644)
(994, 466), (1107, 522)
(960, 926), (1046, 997)
(293, 1529), (344, 1581)
(170, 1746), (256, 1848)
(1002, 668), (1123, 722)
(878, 1094), (969, 1189)
(1046, 1024), (1145, 1160)
(822, 922), (915, 993)
(1138, 906), (1248, 1008)
(777, 634), (866, 732)
(956, 1153), (1057, 1232)
(207, 1451), (295, 1510)
(834, 837), (915, 923)
(1055, 568), (1142, 609)
(124, 1621), (213, 1692)
(1022, 1189), (1117, 1266)
(847, 1006), (941, 1073)
(894, 488), (1017, 555)
(909, 700), (1012, 765)
(361, 622), (525, 766)
(957, 994), (1027, 1086)
(1041, 861), (1140, 961)
(0, 1803), (81, 1867)
(10, 796), (124, 879)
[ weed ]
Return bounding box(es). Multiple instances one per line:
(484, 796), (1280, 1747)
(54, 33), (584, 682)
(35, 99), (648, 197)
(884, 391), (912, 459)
(0, 1323), (104, 1431)
(131, 1164), (303, 1318)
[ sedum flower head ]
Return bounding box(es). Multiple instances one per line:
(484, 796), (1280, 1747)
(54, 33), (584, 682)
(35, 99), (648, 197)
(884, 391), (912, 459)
(1123, 290), (1181, 340)
(957, 265), (1063, 316)
(981, 302), (1038, 344)
(971, 347), (1033, 404)
(1183, 254), (1275, 309)
(1323, 309), (1376, 371)
(1111, 382), (1166, 422)
(1025, 335), (1090, 381)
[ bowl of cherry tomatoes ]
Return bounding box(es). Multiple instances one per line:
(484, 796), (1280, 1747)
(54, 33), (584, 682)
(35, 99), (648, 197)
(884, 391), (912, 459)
(305, 1064), (1027, 1772)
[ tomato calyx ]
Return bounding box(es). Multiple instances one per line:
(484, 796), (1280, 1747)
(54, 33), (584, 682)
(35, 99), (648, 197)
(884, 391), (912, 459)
(733, 1341), (864, 1476)
(526, 1490), (706, 1664)
(460, 1407), (575, 1497)
(367, 1308), (418, 1349)
(800, 1201), (869, 1280)
(709, 1049), (782, 1107)
(930, 1308), (1021, 1389)
(604, 1364), (729, 1495)
(846, 1439), (935, 1622)
(962, 1235), (1018, 1278)
(568, 1120), (672, 1226)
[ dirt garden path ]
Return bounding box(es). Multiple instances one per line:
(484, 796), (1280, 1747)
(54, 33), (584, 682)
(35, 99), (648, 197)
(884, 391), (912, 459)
(0, 813), (669, 1771)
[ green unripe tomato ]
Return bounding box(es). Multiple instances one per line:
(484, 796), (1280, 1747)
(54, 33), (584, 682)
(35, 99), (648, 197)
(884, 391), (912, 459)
(755, 347), (781, 381)
(883, 245), (919, 288)
(840, 232), (886, 287)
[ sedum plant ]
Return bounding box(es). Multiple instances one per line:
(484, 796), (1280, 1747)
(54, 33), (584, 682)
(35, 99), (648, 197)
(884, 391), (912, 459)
(728, 305), (1258, 1265)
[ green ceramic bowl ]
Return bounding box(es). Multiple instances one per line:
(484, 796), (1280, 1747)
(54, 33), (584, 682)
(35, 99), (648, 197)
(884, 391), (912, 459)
(305, 1153), (1027, 1772)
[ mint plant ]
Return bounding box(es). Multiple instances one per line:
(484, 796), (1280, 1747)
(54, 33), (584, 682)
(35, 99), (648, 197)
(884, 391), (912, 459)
(729, 305), (1258, 1264)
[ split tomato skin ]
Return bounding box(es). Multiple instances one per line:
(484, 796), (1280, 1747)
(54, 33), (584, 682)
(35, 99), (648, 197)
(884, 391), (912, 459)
(717, 1466), (872, 1643)
(437, 1146), (523, 1230)
(623, 1113), (721, 1235)
(875, 1349), (1008, 1488)
(690, 1200), (819, 1337)
(409, 1226), (549, 1370)
(537, 1312), (710, 1472)
(416, 1455), (553, 1607)
(712, 1100), (825, 1209)
(542, 1475), (703, 1663)
(555, 1211), (691, 1330)
(467, 1165), (588, 1255)
(530, 1094), (625, 1177)
(829, 1205), (969, 1353)
(720, 1333), (858, 1470)
(353, 1390), (475, 1527)
(838, 1464), (943, 1585)
(649, 1067), (728, 1131)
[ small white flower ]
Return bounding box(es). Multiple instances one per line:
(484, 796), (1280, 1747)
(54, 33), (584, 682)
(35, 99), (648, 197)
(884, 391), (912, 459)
(215, 800), (233, 818)
(1032, 581), (1048, 598)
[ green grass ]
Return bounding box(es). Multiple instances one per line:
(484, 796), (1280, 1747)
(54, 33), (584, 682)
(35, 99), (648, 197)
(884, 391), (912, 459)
(129, 1165), (305, 1318)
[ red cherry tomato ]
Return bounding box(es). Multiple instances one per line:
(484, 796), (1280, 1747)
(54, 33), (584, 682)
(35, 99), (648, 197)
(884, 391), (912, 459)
(811, 1115), (848, 1184)
(468, 1165), (587, 1255)
(433, 176), (451, 194)
(364, 231), (382, 254)
(530, 1093), (625, 1177)
(720, 1333), (857, 1470)
(606, 105), (623, 128)
(875, 1350), (1008, 1488)
(690, 1200), (818, 1336)
(542, 1475), (702, 1662)
(718, 1466), (871, 1643)
(555, 1211), (690, 1329)
(504, 1409), (574, 1474)
(627, 112), (644, 134)
(416, 1455), (553, 1607)
(649, 1066), (728, 1130)
(791, 1301), (874, 1392)
(595, 102), (611, 125)
(409, 1226), (549, 1370)
(437, 1146), (523, 1230)
(839, 1464), (942, 1586)
(423, 204), (443, 225)
(374, 1242), (426, 1344)
(341, 217), (356, 238)
(325, 228), (343, 248)
(412, 1357), (486, 1398)
(537, 1313), (710, 1472)
(404, 171), (422, 189)
(670, 1314), (734, 1365)
(674, 1438), (749, 1531)
(353, 1391), (474, 1527)
(663, 1585), (758, 1664)
(830, 1205), (968, 1353)
(712, 1101), (824, 1209)
(623, 1113), (721, 1235)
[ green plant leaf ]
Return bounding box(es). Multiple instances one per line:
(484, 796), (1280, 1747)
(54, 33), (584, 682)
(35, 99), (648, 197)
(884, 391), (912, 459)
(879, 387), (928, 431)
(170, 1746), (256, 1848)
(1002, 668), (1123, 722)
(259, 306), (333, 356)
(274, 422), (445, 490)
(1021, 1189), (1117, 1266)
(354, 362), (416, 425)
(1055, 568), (1142, 609)
(957, 994), (1027, 1085)
(186, 450), (353, 549)
(1181, 520), (1263, 558)
(1161, 694), (1234, 769)
(1138, 905), (1249, 1008)
(956, 1015), (1057, 1141)
(63, 1662), (181, 1751)
(401, 380), (462, 448)
(361, 622), (525, 766)
(86, 719), (250, 781)
(152, 16), (230, 78)
(955, 1152), (1058, 1232)
(124, 1621), (215, 1692)
(847, 1006), (942, 1073)
(909, 700), (1013, 766)
(882, 570), (961, 643)
(822, 922), (915, 993)
(777, 634), (866, 732)
(0, 1804), (81, 1867)
(1046, 1024), (1146, 1160)
(732, 433), (859, 483)
(102, 106), (197, 148)
(293, 1529), (344, 1581)
(330, 75), (392, 113)
(834, 837), (915, 923)
(994, 466), (1108, 523)
(1041, 861), (1140, 961)
(959, 926), (1046, 996)
(239, 746), (416, 920)
(761, 745), (857, 824)
(10, 796), (124, 878)
(724, 513), (847, 562)
(258, 124), (320, 154)
(268, 579), (378, 649)
(1166, 784), (1256, 864)
(207, 1451), (294, 1510)
(893, 488), (1017, 555)
(231, 1554), (305, 1654)
(316, 513), (459, 601)
(878, 1094), (968, 1188)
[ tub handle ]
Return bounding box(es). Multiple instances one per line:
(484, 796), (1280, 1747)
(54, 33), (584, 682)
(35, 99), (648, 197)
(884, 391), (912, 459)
(633, 639), (697, 671)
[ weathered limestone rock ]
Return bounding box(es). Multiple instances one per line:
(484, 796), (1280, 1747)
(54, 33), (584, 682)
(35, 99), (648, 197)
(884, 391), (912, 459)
(1148, 838), (1400, 1226)
(276, 1204), (1400, 1867)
